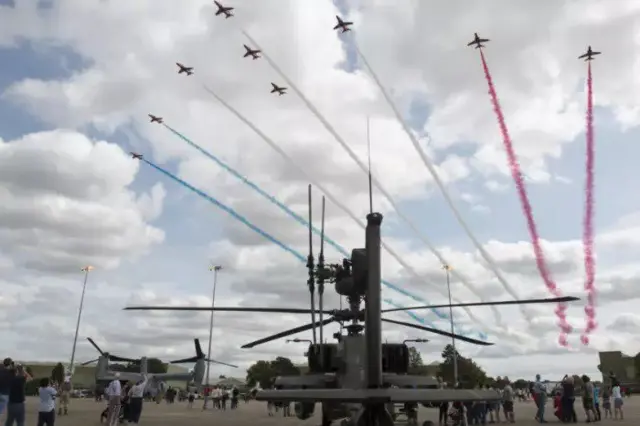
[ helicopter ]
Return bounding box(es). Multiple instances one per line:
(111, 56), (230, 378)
(125, 185), (580, 426)
(81, 337), (238, 388)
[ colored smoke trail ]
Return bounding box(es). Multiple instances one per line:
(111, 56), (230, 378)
(478, 49), (570, 345)
(240, 30), (503, 328)
(140, 156), (469, 334)
(142, 158), (305, 262)
(161, 123), (486, 337)
(581, 62), (597, 345)
(351, 41), (519, 325)
(199, 83), (492, 334)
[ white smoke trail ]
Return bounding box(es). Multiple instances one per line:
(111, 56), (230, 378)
(351, 40), (533, 323)
(241, 30), (504, 327)
(199, 82), (494, 331)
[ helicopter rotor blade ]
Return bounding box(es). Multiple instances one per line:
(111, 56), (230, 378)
(381, 318), (493, 346)
(380, 296), (580, 314)
(170, 356), (198, 364)
(80, 358), (99, 366)
(124, 306), (333, 314)
(87, 337), (105, 355)
(241, 317), (336, 349)
(206, 358), (239, 368)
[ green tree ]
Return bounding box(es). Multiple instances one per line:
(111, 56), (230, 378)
(219, 375), (227, 379)
(246, 360), (275, 388)
(147, 358), (167, 374)
(439, 344), (487, 387)
(514, 379), (529, 390)
(51, 363), (65, 384)
(246, 357), (300, 388)
(408, 347), (424, 369)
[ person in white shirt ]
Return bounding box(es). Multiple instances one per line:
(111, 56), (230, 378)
(37, 378), (57, 426)
(127, 376), (147, 424)
(105, 373), (122, 426)
(612, 384), (624, 420)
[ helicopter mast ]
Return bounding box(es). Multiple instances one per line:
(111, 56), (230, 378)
(364, 212), (383, 389)
(306, 184), (318, 345)
(317, 196), (326, 361)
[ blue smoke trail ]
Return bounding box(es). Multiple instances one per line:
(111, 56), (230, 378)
(142, 157), (485, 340)
(162, 124), (454, 323)
(143, 158), (305, 262)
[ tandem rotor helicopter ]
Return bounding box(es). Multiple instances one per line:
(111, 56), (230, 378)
(126, 180), (580, 426)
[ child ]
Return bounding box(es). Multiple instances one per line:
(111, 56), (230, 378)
(602, 386), (612, 419)
(612, 384), (624, 420)
(593, 385), (601, 421)
(553, 391), (562, 421)
(38, 378), (57, 426)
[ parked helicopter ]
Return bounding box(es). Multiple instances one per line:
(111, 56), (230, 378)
(81, 337), (238, 387)
(125, 186), (580, 426)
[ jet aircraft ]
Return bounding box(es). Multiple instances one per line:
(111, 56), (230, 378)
(578, 46), (601, 61)
(176, 63), (194, 75)
(214, 1), (234, 18)
(270, 83), (287, 96)
(467, 33), (490, 49)
(243, 44), (261, 60)
(130, 152), (143, 160)
(333, 15), (353, 33)
(148, 114), (163, 124)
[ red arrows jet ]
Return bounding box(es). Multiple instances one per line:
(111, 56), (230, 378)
(270, 83), (287, 96)
(148, 114), (163, 124)
(467, 33), (490, 49)
(130, 152), (143, 160)
(214, 1), (234, 18)
(243, 44), (261, 60)
(176, 63), (194, 75)
(333, 16), (353, 33)
(578, 46), (601, 61)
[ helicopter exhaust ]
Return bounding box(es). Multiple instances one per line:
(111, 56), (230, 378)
(306, 184), (317, 345)
(318, 195), (326, 367)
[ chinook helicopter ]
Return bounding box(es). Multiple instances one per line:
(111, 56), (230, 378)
(125, 185), (579, 426)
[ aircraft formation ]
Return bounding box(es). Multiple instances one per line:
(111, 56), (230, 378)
(121, 6), (599, 424)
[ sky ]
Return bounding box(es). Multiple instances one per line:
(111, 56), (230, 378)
(2, 0), (640, 382)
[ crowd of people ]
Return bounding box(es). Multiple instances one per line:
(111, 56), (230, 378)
(0, 357), (74, 426)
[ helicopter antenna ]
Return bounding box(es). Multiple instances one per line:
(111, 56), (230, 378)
(317, 195), (326, 368)
(367, 116), (373, 214)
(306, 184), (317, 345)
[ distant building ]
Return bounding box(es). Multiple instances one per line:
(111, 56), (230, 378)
(598, 351), (637, 384)
(212, 377), (246, 388)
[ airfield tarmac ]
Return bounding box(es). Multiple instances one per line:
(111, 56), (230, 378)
(16, 397), (638, 425)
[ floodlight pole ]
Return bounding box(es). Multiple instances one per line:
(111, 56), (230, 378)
(69, 266), (93, 377)
(203, 265), (222, 410)
(444, 264), (459, 385)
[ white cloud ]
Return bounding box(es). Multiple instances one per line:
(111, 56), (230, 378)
(1, 0), (640, 381)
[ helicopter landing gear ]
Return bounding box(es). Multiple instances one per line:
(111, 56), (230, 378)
(353, 404), (394, 426)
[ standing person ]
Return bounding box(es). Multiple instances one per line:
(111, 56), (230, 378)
(57, 376), (71, 416)
(532, 374), (547, 423)
(581, 375), (596, 422)
(127, 376), (147, 424)
(501, 378), (515, 424)
(104, 374), (122, 426)
(561, 375), (577, 423)
(612, 383), (623, 420)
(0, 359), (13, 419)
(5, 364), (31, 426)
(592, 383), (601, 421)
(437, 378), (448, 426)
(601, 386), (612, 419)
(37, 378), (56, 426)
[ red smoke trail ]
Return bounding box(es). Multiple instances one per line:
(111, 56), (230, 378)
(581, 62), (597, 345)
(478, 49), (571, 345)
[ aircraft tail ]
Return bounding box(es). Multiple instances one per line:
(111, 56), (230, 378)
(140, 357), (148, 375)
(96, 356), (108, 379)
(193, 359), (206, 385)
